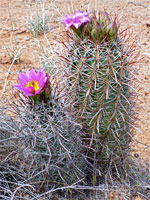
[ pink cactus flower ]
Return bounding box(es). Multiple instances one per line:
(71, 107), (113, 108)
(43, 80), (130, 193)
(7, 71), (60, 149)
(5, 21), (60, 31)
(62, 11), (90, 30)
(14, 69), (49, 96)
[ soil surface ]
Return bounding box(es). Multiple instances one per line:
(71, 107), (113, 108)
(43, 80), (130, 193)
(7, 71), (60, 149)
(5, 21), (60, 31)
(0, 0), (150, 199)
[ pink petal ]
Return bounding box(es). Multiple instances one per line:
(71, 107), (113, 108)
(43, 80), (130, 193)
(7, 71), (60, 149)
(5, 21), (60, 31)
(14, 85), (34, 96)
(66, 22), (73, 30)
(39, 77), (47, 88)
(74, 11), (89, 19)
(14, 84), (24, 90)
(35, 87), (43, 95)
(62, 14), (70, 23)
(24, 92), (34, 96)
(73, 22), (82, 29)
(29, 69), (37, 80)
(74, 11), (83, 18)
(37, 69), (43, 80)
(18, 77), (27, 85)
(80, 16), (90, 23)
(25, 86), (36, 95)
(18, 72), (29, 84)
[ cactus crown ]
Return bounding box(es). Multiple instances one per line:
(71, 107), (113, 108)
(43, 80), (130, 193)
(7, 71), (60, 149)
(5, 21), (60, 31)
(70, 11), (118, 43)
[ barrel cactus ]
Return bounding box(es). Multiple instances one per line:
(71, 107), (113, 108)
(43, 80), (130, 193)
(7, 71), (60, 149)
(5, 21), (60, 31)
(61, 10), (137, 180)
(0, 69), (87, 197)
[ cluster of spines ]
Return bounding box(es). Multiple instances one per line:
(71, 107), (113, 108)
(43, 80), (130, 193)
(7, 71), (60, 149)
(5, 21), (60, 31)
(61, 11), (137, 178)
(0, 79), (87, 198)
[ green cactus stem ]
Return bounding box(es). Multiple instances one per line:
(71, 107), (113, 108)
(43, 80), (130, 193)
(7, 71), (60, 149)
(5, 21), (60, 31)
(60, 11), (138, 181)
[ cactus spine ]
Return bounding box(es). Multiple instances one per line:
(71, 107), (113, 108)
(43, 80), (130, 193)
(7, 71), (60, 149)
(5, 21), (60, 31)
(0, 76), (86, 196)
(61, 11), (136, 175)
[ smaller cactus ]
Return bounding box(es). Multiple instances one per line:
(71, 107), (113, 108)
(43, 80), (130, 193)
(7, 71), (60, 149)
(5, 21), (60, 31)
(0, 69), (87, 198)
(17, 92), (86, 190)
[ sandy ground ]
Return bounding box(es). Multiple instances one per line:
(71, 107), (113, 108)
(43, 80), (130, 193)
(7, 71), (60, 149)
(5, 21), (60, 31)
(0, 0), (150, 199)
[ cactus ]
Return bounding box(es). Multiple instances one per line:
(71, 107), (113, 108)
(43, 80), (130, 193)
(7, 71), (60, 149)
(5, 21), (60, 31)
(17, 89), (86, 189)
(0, 72), (87, 198)
(61, 11), (137, 179)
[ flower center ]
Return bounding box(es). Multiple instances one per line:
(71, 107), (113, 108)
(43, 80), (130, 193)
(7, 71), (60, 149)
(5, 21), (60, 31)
(26, 80), (40, 92)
